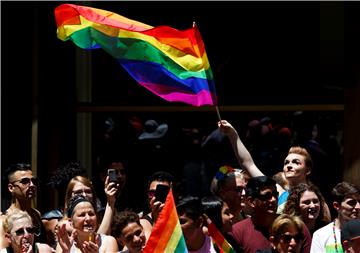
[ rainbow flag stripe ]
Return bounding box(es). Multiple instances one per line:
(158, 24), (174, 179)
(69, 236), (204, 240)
(207, 218), (236, 253)
(143, 190), (188, 253)
(54, 4), (217, 106)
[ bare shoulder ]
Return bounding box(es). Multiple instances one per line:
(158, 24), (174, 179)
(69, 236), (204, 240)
(101, 234), (118, 252)
(139, 218), (152, 232)
(36, 243), (55, 253)
(103, 234), (117, 242)
(276, 183), (286, 195)
(0, 215), (6, 222)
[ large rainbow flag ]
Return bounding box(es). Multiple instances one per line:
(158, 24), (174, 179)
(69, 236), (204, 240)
(54, 4), (217, 106)
(143, 189), (188, 253)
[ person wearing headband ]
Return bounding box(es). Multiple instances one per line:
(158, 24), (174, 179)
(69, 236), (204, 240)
(56, 195), (118, 253)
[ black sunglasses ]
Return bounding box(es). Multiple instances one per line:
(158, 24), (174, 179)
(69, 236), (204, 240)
(11, 177), (39, 187)
(148, 189), (156, 197)
(280, 233), (304, 243)
(257, 190), (279, 201)
(226, 186), (247, 194)
(14, 227), (37, 236)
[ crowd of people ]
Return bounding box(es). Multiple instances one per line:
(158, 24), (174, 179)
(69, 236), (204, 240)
(0, 115), (359, 253)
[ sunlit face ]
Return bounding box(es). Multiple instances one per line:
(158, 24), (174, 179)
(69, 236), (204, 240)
(8, 217), (35, 253)
(147, 181), (170, 204)
(274, 225), (303, 253)
(337, 195), (360, 223)
(108, 162), (126, 190)
(8, 170), (37, 200)
(220, 175), (247, 210)
(299, 190), (320, 222)
(120, 222), (146, 253)
(71, 202), (97, 233)
(71, 182), (93, 202)
(221, 202), (234, 233)
(283, 154), (309, 185)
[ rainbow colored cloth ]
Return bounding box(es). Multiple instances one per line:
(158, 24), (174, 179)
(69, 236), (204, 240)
(54, 4), (217, 106)
(206, 217), (237, 253)
(143, 189), (188, 253)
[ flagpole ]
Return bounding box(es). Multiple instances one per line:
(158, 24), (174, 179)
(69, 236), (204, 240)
(193, 21), (222, 122)
(215, 106), (222, 121)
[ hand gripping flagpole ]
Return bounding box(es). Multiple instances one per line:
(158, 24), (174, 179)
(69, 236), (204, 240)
(193, 21), (222, 122)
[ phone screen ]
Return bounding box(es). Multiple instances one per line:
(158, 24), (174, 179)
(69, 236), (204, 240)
(155, 184), (170, 203)
(107, 169), (118, 183)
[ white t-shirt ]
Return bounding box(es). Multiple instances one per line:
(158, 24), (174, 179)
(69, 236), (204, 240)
(311, 222), (344, 253)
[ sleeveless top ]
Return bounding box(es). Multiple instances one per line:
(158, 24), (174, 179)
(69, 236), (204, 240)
(276, 190), (289, 214)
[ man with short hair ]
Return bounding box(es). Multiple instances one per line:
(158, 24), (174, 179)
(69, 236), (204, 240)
(341, 219), (360, 253)
(0, 163), (46, 248)
(230, 176), (311, 253)
(139, 171), (173, 240)
(176, 196), (216, 253)
(311, 181), (360, 253)
(111, 211), (146, 253)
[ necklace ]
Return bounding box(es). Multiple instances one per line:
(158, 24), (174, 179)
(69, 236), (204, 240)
(332, 220), (339, 253)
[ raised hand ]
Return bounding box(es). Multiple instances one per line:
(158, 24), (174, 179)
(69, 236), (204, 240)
(56, 223), (74, 253)
(104, 176), (119, 206)
(150, 197), (165, 223)
(218, 120), (238, 137)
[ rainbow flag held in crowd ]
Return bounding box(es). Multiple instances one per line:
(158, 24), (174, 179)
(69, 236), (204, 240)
(206, 216), (237, 253)
(143, 189), (188, 253)
(54, 4), (217, 106)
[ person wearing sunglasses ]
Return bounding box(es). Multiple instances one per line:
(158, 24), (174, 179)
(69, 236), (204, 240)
(257, 214), (305, 253)
(210, 166), (252, 223)
(230, 176), (312, 253)
(0, 163), (47, 249)
(217, 120), (321, 214)
(139, 171), (173, 241)
(1, 209), (53, 253)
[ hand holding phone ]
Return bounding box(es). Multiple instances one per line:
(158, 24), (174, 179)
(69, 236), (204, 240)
(155, 184), (170, 203)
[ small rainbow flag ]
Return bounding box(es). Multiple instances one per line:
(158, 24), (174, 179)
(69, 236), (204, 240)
(143, 189), (188, 253)
(54, 4), (217, 106)
(206, 216), (237, 253)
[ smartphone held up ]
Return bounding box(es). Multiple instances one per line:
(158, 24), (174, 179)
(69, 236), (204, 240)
(155, 184), (170, 203)
(107, 169), (118, 183)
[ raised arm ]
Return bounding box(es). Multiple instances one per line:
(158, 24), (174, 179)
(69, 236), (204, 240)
(218, 120), (264, 177)
(97, 177), (118, 235)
